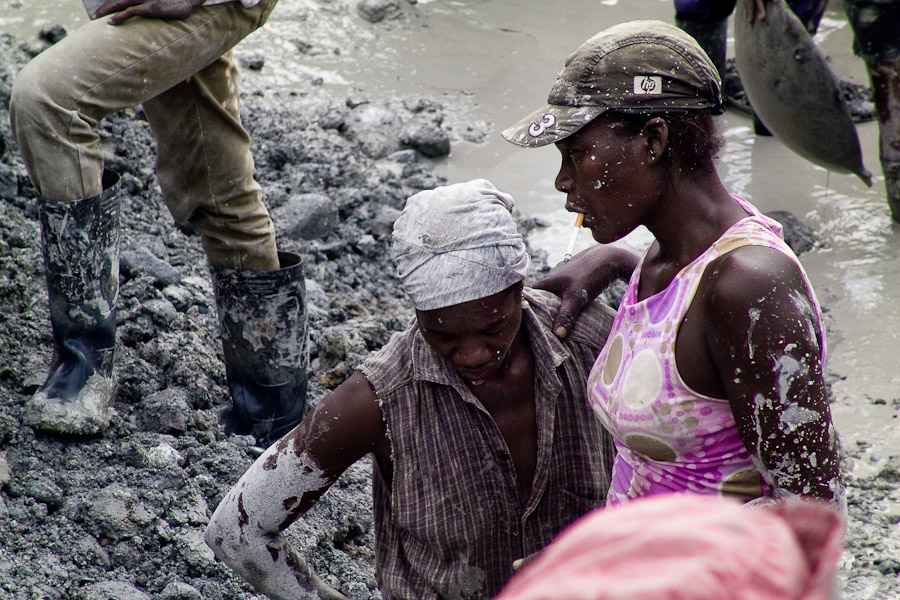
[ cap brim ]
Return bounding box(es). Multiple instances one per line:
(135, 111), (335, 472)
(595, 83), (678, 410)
(501, 104), (608, 148)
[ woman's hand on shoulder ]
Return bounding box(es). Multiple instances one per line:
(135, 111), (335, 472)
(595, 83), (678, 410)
(701, 246), (841, 502)
(533, 244), (639, 338)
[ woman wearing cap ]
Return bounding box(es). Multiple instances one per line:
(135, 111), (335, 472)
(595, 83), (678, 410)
(204, 180), (636, 599)
(504, 21), (843, 507)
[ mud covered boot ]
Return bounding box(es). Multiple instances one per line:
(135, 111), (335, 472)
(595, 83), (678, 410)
(884, 160), (900, 223)
(211, 251), (309, 447)
(25, 171), (121, 435)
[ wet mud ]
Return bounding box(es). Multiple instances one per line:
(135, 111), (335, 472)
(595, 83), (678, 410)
(0, 2), (897, 599)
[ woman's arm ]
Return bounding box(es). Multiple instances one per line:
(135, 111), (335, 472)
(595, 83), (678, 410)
(701, 246), (842, 502)
(205, 372), (387, 599)
(532, 244), (640, 338)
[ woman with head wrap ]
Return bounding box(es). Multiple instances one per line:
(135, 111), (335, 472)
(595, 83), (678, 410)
(204, 179), (638, 599)
(504, 21), (843, 508)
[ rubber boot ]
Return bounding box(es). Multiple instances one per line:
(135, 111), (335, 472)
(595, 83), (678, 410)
(210, 251), (309, 447)
(24, 171), (121, 435)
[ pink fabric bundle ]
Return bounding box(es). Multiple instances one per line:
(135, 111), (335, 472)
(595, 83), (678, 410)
(495, 494), (845, 600)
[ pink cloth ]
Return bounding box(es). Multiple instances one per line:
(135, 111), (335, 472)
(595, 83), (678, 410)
(587, 196), (826, 505)
(494, 494), (845, 600)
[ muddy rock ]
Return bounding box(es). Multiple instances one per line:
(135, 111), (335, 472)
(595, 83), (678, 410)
(121, 247), (182, 288)
(764, 209), (819, 255)
(356, 0), (401, 24)
(400, 117), (452, 158)
(81, 580), (152, 600)
(272, 191), (339, 240)
(134, 388), (194, 434)
(343, 103), (404, 158)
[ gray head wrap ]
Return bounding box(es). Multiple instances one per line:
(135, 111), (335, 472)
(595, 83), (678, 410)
(392, 179), (530, 311)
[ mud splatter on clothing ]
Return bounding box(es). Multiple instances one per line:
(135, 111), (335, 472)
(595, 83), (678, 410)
(588, 196), (827, 505)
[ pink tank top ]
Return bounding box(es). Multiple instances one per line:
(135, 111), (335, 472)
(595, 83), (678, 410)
(588, 197), (825, 506)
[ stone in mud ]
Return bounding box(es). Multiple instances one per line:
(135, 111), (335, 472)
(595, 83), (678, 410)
(135, 388), (193, 434)
(400, 118), (451, 158)
(273, 192), (339, 240)
(159, 582), (203, 600)
(23, 474), (63, 511)
(81, 580), (151, 600)
(81, 484), (140, 542)
(120, 247), (181, 288)
(357, 0), (400, 23)
(37, 25), (66, 46)
(876, 455), (900, 483)
(367, 204), (402, 239)
(142, 297), (179, 327)
(239, 52), (266, 71)
(765, 209), (818, 255)
(0, 451), (9, 487)
(72, 535), (112, 570)
(355, 233), (379, 256)
(343, 104), (403, 159)
(876, 558), (900, 575)
(0, 162), (17, 201)
(176, 528), (217, 571)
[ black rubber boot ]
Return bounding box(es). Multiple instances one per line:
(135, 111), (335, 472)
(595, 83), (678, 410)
(210, 251), (309, 447)
(676, 18), (728, 79)
(25, 171), (121, 435)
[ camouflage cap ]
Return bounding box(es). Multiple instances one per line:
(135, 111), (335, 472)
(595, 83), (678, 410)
(501, 20), (724, 148)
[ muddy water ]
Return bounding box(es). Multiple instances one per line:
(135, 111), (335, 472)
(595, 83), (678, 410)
(5, 0), (898, 471)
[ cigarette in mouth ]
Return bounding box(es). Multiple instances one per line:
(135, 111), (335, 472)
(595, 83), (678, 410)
(562, 213), (584, 262)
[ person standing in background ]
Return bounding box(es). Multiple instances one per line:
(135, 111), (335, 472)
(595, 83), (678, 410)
(843, 0), (900, 221)
(9, 0), (308, 445)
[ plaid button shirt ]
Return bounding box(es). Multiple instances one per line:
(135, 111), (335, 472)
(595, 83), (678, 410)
(359, 288), (616, 599)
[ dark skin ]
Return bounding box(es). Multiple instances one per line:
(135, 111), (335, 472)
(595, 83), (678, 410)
(417, 283), (537, 503)
(545, 113), (841, 501)
(205, 284), (540, 599)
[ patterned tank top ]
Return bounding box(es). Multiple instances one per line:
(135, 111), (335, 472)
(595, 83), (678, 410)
(588, 196), (825, 506)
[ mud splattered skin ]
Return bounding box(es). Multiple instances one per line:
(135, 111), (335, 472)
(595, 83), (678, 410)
(588, 198), (843, 507)
(205, 433), (347, 599)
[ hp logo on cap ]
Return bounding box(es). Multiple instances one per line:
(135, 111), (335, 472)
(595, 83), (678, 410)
(634, 76), (662, 95)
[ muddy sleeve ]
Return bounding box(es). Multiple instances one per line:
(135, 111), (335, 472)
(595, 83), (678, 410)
(204, 440), (345, 599)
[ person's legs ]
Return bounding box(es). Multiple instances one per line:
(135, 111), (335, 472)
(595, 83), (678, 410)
(142, 50), (278, 271)
(210, 252), (310, 447)
(8, 0), (281, 433)
(673, 0), (736, 24)
(844, 0), (900, 221)
(23, 172), (121, 434)
(673, 0), (736, 77)
(9, 1), (275, 203)
(786, 0), (829, 34)
(868, 58), (900, 221)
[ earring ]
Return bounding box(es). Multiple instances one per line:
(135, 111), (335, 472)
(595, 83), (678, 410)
(521, 299), (530, 310)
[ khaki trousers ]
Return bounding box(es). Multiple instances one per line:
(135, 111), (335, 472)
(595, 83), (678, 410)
(10, 0), (280, 270)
